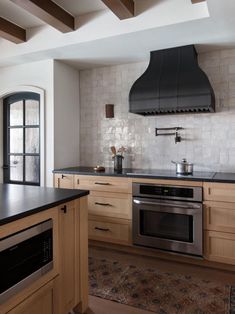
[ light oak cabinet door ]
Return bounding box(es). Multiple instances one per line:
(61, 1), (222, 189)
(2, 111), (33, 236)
(58, 202), (76, 314)
(57, 199), (88, 314)
(7, 280), (55, 314)
(204, 201), (235, 233)
(204, 230), (235, 265)
(54, 174), (74, 189)
(203, 182), (235, 202)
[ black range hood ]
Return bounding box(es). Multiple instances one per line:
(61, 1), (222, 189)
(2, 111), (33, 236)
(129, 45), (215, 115)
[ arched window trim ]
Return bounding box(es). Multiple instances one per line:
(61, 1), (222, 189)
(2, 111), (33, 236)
(0, 86), (45, 186)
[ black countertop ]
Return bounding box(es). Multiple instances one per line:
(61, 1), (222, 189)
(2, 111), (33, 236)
(212, 172), (235, 183)
(54, 166), (133, 177)
(0, 184), (89, 226)
(53, 166), (235, 183)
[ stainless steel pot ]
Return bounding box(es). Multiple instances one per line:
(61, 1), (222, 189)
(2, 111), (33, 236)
(171, 159), (193, 175)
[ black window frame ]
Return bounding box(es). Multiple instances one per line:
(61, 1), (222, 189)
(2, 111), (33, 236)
(3, 92), (40, 186)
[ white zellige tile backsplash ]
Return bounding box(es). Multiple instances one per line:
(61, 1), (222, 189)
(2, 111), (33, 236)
(79, 49), (235, 172)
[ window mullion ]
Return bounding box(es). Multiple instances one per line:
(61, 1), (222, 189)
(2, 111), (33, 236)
(23, 100), (26, 183)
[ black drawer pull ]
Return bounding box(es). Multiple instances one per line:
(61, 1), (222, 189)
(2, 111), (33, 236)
(94, 182), (111, 185)
(61, 205), (67, 213)
(95, 202), (112, 206)
(62, 174), (67, 179)
(95, 227), (110, 232)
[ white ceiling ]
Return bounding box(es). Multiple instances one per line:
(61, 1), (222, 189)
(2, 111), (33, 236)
(55, 0), (106, 16)
(0, 0), (44, 28)
(0, 0), (235, 69)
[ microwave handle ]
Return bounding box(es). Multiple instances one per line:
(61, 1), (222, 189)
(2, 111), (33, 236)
(133, 199), (200, 210)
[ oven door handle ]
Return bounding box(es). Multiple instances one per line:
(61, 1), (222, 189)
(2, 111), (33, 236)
(133, 199), (201, 209)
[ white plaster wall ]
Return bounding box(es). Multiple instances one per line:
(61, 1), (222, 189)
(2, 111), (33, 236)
(54, 61), (80, 169)
(0, 60), (54, 186)
(79, 49), (235, 173)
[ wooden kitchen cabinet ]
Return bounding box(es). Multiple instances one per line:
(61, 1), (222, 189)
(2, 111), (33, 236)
(0, 208), (60, 314)
(7, 280), (55, 314)
(54, 174), (74, 189)
(203, 182), (235, 265)
(0, 192), (88, 314)
(205, 230), (235, 265)
(55, 173), (132, 246)
(57, 199), (88, 314)
(204, 201), (235, 233)
(74, 175), (132, 193)
(203, 182), (235, 202)
(89, 215), (132, 245)
(58, 201), (76, 314)
(88, 191), (132, 219)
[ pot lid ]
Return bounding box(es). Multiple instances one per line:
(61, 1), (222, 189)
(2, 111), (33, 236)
(179, 158), (193, 165)
(172, 158), (193, 165)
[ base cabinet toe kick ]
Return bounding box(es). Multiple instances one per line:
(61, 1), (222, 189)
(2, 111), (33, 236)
(54, 173), (235, 268)
(0, 197), (88, 314)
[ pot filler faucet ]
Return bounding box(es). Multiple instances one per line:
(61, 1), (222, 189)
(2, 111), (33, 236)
(155, 127), (183, 144)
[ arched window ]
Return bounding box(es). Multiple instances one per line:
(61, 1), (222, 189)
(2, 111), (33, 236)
(3, 92), (40, 185)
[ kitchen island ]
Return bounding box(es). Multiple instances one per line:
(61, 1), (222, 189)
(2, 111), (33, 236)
(0, 184), (89, 314)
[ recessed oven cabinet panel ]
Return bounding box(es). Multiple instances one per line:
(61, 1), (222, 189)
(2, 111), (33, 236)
(0, 219), (53, 304)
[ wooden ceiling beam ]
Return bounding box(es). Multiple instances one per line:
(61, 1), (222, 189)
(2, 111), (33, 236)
(0, 16), (26, 44)
(191, 0), (206, 3)
(101, 0), (135, 20)
(11, 0), (75, 33)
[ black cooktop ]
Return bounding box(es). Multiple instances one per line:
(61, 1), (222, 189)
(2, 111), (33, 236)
(127, 169), (215, 180)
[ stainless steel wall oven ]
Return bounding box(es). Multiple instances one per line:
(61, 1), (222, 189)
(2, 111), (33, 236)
(0, 219), (53, 304)
(132, 183), (203, 257)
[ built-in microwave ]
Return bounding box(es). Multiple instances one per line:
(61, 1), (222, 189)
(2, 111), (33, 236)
(0, 219), (53, 304)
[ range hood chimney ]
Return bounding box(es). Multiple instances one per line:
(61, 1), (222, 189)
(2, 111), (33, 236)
(129, 45), (215, 115)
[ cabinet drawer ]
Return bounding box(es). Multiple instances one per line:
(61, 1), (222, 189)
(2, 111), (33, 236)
(75, 175), (132, 193)
(7, 280), (54, 314)
(88, 216), (131, 245)
(88, 191), (132, 219)
(204, 201), (235, 233)
(205, 230), (235, 265)
(54, 174), (74, 189)
(203, 183), (235, 202)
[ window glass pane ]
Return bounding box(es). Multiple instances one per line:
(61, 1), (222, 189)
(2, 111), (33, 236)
(10, 156), (23, 181)
(25, 100), (39, 125)
(10, 128), (23, 153)
(10, 101), (23, 126)
(25, 128), (39, 154)
(25, 156), (40, 183)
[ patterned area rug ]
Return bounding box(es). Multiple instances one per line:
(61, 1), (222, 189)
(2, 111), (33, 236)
(89, 256), (233, 314)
